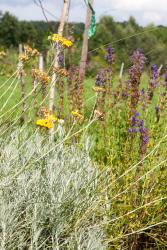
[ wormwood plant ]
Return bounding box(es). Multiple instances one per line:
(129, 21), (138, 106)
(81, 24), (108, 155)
(0, 126), (167, 249)
(0, 129), (106, 249)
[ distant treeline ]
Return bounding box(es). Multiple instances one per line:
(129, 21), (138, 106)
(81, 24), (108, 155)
(1, 11), (167, 71)
(0, 11), (84, 51)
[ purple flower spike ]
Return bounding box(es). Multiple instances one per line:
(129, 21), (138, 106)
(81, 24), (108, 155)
(128, 111), (149, 156)
(151, 64), (159, 88)
(129, 49), (146, 113)
(147, 64), (159, 101)
(140, 127), (149, 155)
(141, 88), (145, 95)
(95, 70), (105, 87)
(105, 46), (115, 64)
(128, 128), (137, 133)
(130, 49), (146, 76)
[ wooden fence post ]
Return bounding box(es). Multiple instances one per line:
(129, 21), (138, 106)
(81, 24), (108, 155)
(49, 0), (70, 139)
(79, 0), (93, 82)
(18, 43), (26, 123)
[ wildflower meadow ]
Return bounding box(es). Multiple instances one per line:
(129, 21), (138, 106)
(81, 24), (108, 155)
(0, 1), (167, 249)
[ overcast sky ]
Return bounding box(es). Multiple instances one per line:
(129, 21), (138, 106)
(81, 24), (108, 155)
(1, 0), (167, 26)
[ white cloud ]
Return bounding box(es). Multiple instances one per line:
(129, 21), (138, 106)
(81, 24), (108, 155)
(1, 0), (167, 26)
(143, 12), (162, 24)
(95, 0), (167, 26)
(1, 0), (30, 6)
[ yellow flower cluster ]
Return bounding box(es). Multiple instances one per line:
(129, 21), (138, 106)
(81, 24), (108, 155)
(32, 69), (50, 84)
(48, 34), (73, 47)
(53, 67), (68, 77)
(36, 119), (53, 129)
(0, 51), (7, 58)
(71, 110), (84, 120)
(92, 86), (106, 93)
(36, 110), (57, 129)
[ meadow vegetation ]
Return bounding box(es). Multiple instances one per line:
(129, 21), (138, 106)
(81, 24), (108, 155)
(0, 10), (167, 250)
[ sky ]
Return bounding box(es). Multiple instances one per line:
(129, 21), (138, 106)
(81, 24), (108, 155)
(1, 0), (167, 26)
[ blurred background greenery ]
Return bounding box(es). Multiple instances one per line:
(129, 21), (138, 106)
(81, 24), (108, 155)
(1, 11), (167, 75)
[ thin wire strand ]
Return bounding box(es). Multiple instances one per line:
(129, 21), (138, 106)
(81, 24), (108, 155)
(33, 0), (59, 20)
(88, 27), (158, 54)
(0, 70), (18, 91)
(0, 75), (18, 101)
(0, 79), (20, 113)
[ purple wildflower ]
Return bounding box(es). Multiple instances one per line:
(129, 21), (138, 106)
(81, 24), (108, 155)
(55, 43), (64, 67)
(140, 127), (149, 156)
(95, 71), (105, 87)
(131, 112), (139, 126)
(105, 46), (115, 65)
(129, 49), (146, 114)
(147, 64), (159, 101)
(121, 80), (130, 99)
(129, 49), (146, 79)
(128, 112), (149, 156)
(138, 120), (144, 127)
(128, 128), (137, 133)
(141, 88), (145, 95)
(140, 88), (147, 110)
(122, 90), (128, 99)
(58, 53), (64, 67)
(151, 64), (159, 83)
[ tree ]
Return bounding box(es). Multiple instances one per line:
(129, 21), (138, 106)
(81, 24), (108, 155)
(19, 21), (38, 45)
(0, 12), (19, 47)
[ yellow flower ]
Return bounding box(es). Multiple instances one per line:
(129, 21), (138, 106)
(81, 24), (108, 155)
(71, 110), (84, 120)
(49, 34), (73, 47)
(36, 108), (58, 129)
(62, 39), (73, 47)
(36, 119), (53, 129)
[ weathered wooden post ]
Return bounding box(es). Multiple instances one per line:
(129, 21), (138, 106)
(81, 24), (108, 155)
(18, 43), (26, 124)
(19, 43), (23, 55)
(78, 0), (94, 113)
(39, 53), (44, 71)
(119, 62), (125, 79)
(49, 0), (71, 139)
(39, 53), (46, 101)
(79, 0), (93, 82)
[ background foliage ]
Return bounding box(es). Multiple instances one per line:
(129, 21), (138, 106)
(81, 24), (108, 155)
(1, 11), (167, 70)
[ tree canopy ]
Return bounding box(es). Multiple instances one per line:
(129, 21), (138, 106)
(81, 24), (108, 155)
(0, 11), (167, 68)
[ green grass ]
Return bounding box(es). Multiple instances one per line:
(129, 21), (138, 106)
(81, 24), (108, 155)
(0, 62), (167, 249)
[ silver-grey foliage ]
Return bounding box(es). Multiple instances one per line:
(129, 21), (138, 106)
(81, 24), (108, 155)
(0, 130), (107, 249)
